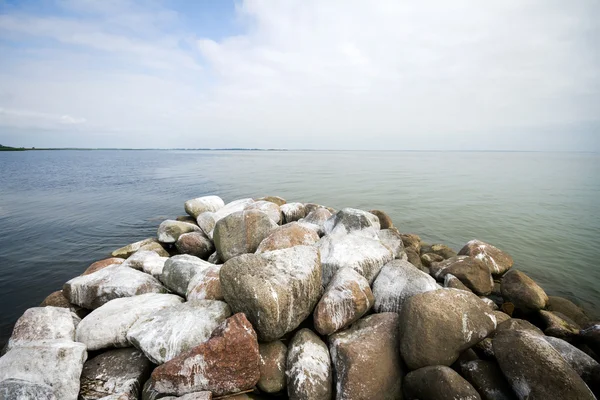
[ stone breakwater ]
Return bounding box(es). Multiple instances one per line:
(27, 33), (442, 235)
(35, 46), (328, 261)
(0, 195), (598, 400)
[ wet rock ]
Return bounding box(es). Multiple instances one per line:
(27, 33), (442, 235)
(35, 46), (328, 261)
(6, 307), (75, 351)
(79, 348), (152, 400)
(0, 379), (57, 400)
(400, 233), (421, 253)
(431, 256), (493, 295)
(256, 222), (320, 253)
(0, 340), (87, 400)
(501, 270), (548, 313)
(372, 259), (439, 314)
(121, 250), (168, 278)
(493, 329), (595, 400)
(329, 313), (402, 400)
(175, 232), (214, 260)
(112, 238), (160, 258)
(286, 329), (332, 400)
(83, 258), (125, 275)
(314, 268), (374, 335)
(444, 273), (473, 292)
(539, 310), (580, 341)
(298, 208), (332, 236)
(258, 340), (287, 393)
(148, 313), (260, 397)
(256, 195), (286, 206)
(404, 365), (481, 400)
(377, 228), (405, 258)
(280, 202), (306, 223)
(580, 324), (600, 355)
(127, 300), (231, 364)
(184, 196), (224, 219)
(323, 208), (379, 236)
(430, 244), (457, 259)
(196, 198), (255, 239)
(459, 360), (516, 400)
(245, 200), (282, 224)
(213, 210), (277, 262)
(318, 231), (393, 286)
(160, 255), (214, 296)
(547, 296), (591, 328)
(458, 240), (513, 275)
(186, 264), (223, 301)
(64, 265), (166, 309)
(158, 220), (202, 244)
(399, 288), (497, 370)
(76, 293), (183, 351)
(368, 209), (393, 229)
(421, 252), (444, 267)
(220, 246), (322, 341)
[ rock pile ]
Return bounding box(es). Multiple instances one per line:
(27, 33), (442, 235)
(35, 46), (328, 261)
(1, 195), (598, 400)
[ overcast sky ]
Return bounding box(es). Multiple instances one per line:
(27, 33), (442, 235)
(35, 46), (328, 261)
(0, 0), (598, 150)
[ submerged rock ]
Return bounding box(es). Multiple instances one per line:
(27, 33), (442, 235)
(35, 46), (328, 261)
(111, 238), (160, 258)
(6, 306), (75, 351)
(286, 329), (332, 400)
(175, 232), (214, 260)
(323, 208), (380, 236)
(184, 196), (224, 219)
(458, 239), (513, 275)
(157, 220), (201, 244)
(256, 222), (320, 253)
(185, 264), (223, 301)
(258, 340), (287, 394)
(83, 257), (125, 275)
(430, 256), (493, 295)
(501, 270), (548, 313)
(280, 202), (306, 223)
(245, 200), (282, 224)
(403, 365), (481, 400)
(160, 255), (214, 296)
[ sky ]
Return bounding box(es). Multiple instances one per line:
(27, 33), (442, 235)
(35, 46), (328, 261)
(0, 0), (598, 150)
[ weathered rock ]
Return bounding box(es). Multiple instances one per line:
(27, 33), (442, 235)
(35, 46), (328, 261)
(160, 255), (214, 296)
(323, 208), (380, 236)
(121, 250), (169, 278)
(539, 310), (580, 341)
(207, 252), (221, 264)
(245, 200), (282, 224)
(431, 256), (493, 295)
(314, 268), (374, 335)
(444, 273), (473, 292)
(400, 233), (421, 253)
(83, 258), (125, 275)
(547, 296), (591, 328)
(157, 220), (201, 244)
(148, 313), (260, 397)
(186, 264), (223, 301)
(176, 215), (197, 224)
(318, 231), (393, 286)
(286, 329), (332, 400)
(0, 340), (87, 400)
(127, 300), (231, 364)
(161, 393), (213, 400)
(280, 202), (306, 223)
(40, 290), (72, 308)
(138, 241), (170, 257)
(580, 324), (600, 356)
(430, 244), (458, 259)
(175, 232), (214, 260)
(421, 252), (444, 267)
(213, 210), (277, 262)
(377, 228), (405, 258)
(405, 248), (424, 270)
(112, 238), (159, 258)
(493, 329), (595, 400)
(492, 311), (511, 325)
(6, 307), (75, 351)
(460, 360), (516, 400)
(304, 203), (334, 215)
(399, 288), (497, 370)
(220, 246), (322, 341)
(368, 209), (393, 229)
(76, 293), (183, 351)
(298, 208), (333, 236)
(196, 198), (255, 239)
(0, 378), (57, 400)
(404, 365), (481, 400)
(64, 265), (166, 309)
(184, 196), (224, 219)
(501, 270), (548, 313)
(372, 259), (439, 314)
(329, 313), (402, 400)
(257, 195), (286, 206)
(79, 348), (153, 400)
(495, 318), (544, 336)
(258, 340), (287, 393)
(458, 239), (513, 275)
(256, 222), (320, 253)
(480, 297), (499, 311)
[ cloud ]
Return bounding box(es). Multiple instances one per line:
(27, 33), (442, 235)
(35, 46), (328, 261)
(0, 107), (85, 129)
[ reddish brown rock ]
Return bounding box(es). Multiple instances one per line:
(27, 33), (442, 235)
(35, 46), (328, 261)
(400, 234), (421, 253)
(175, 232), (215, 259)
(368, 209), (394, 229)
(149, 313), (260, 397)
(82, 257), (124, 276)
(40, 290), (71, 308)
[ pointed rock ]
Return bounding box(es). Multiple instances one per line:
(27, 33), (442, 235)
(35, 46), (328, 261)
(286, 329), (332, 400)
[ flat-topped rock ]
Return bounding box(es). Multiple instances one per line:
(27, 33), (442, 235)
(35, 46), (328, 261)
(286, 329), (332, 400)
(458, 239), (514, 275)
(323, 208), (380, 236)
(256, 222), (320, 253)
(160, 255), (214, 296)
(7, 306), (75, 351)
(0, 379), (57, 400)
(157, 220), (202, 244)
(184, 196), (224, 219)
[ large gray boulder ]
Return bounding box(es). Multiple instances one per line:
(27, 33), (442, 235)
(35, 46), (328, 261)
(121, 250), (168, 278)
(157, 220), (201, 244)
(493, 329), (595, 400)
(258, 341), (287, 394)
(6, 306), (75, 351)
(286, 329), (332, 400)
(160, 255), (214, 296)
(256, 222), (320, 253)
(186, 264), (223, 301)
(403, 366), (481, 400)
(323, 208), (380, 236)
(372, 259), (440, 314)
(0, 379), (57, 400)
(329, 313), (403, 400)
(76, 293), (183, 351)
(64, 265), (167, 309)
(220, 246), (322, 341)
(458, 239), (513, 275)
(127, 300), (231, 364)
(430, 256), (494, 295)
(175, 232), (214, 260)
(399, 288), (497, 370)
(501, 270), (548, 313)
(184, 195), (224, 219)
(213, 210), (277, 262)
(245, 200), (282, 224)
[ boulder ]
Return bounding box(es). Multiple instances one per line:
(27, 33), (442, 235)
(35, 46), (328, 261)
(547, 296), (591, 328)
(121, 250), (168, 278)
(83, 258), (124, 275)
(76, 293), (183, 351)
(492, 311), (511, 325)
(256, 222), (320, 253)
(493, 329), (595, 400)
(176, 215), (197, 224)
(112, 238), (159, 258)
(160, 255), (214, 296)
(79, 348), (153, 400)
(196, 198), (255, 238)
(444, 273), (472, 292)
(318, 231), (393, 286)
(372, 259), (439, 314)
(405, 248), (425, 271)
(400, 233), (421, 253)
(377, 228), (405, 258)
(0, 379), (57, 399)
(539, 310), (580, 341)
(184, 196), (224, 219)
(313, 268), (374, 335)
(368, 209), (394, 229)
(157, 220), (201, 244)
(399, 288), (497, 370)
(0, 340), (87, 400)
(403, 365), (481, 400)
(64, 265), (166, 309)
(138, 241), (170, 257)
(148, 313), (260, 397)
(323, 208), (380, 236)
(329, 313), (402, 400)
(458, 240), (513, 275)
(213, 210), (277, 262)
(496, 318), (544, 336)
(127, 300), (231, 364)
(580, 324), (600, 356)
(286, 329), (332, 400)
(298, 208), (332, 236)
(501, 270), (548, 313)
(431, 256), (493, 295)
(304, 203), (335, 215)
(280, 202), (306, 223)
(40, 290), (88, 319)
(480, 297), (499, 310)
(258, 340), (287, 393)
(186, 264), (223, 301)
(175, 232), (214, 260)
(245, 200), (282, 224)
(429, 244), (457, 259)
(459, 360), (516, 400)
(6, 307), (75, 351)
(421, 252), (443, 267)
(256, 195), (286, 206)
(220, 246), (322, 341)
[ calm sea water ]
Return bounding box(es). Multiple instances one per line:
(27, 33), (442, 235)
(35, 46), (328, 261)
(0, 150), (598, 341)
